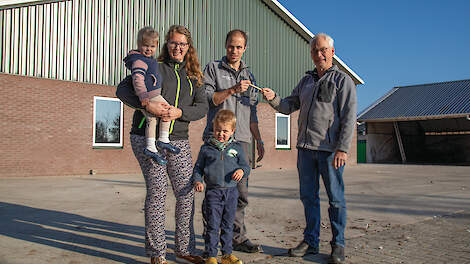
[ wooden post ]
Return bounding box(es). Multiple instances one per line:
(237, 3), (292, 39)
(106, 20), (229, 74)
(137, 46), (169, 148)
(394, 121), (407, 164)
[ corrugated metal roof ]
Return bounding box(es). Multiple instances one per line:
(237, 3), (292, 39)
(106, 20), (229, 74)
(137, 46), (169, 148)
(358, 79), (470, 121)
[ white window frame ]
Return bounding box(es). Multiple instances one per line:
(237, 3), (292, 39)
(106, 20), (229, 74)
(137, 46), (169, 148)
(92, 96), (123, 148)
(275, 113), (291, 149)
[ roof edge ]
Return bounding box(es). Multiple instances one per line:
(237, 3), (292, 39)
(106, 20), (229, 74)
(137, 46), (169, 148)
(262, 0), (364, 85)
(358, 113), (470, 122)
(357, 87), (399, 119)
(0, 0), (63, 9)
(395, 78), (470, 89)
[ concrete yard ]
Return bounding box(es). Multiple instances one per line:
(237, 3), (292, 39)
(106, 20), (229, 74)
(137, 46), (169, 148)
(1, 164), (469, 263)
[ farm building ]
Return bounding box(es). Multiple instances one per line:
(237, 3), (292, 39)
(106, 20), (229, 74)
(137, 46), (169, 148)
(0, 0), (363, 177)
(358, 79), (470, 165)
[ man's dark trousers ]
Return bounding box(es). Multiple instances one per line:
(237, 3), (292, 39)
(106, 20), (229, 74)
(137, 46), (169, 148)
(232, 141), (250, 245)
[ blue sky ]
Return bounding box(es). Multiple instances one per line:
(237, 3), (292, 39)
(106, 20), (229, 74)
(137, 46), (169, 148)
(277, 0), (470, 113)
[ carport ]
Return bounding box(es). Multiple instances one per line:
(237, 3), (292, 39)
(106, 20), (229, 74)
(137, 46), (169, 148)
(358, 79), (470, 165)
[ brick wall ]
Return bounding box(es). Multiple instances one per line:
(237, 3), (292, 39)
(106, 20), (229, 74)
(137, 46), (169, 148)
(0, 74), (356, 177)
(0, 74), (141, 176)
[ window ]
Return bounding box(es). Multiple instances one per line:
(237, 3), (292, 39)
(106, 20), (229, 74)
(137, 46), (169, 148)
(275, 113), (290, 149)
(92, 96), (123, 148)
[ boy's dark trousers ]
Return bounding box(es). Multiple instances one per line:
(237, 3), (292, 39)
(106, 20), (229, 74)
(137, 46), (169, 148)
(204, 187), (239, 257)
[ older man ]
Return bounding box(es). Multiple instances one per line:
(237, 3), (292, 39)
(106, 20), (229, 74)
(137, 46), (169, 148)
(263, 33), (356, 264)
(202, 29), (264, 253)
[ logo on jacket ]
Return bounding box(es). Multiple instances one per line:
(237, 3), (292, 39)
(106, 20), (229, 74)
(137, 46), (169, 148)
(227, 149), (238, 158)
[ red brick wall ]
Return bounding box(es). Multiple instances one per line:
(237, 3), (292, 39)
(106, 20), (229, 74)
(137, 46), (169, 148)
(0, 74), (355, 177)
(0, 74), (141, 177)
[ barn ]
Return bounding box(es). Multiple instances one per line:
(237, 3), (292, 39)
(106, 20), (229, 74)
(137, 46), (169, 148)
(358, 79), (470, 165)
(0, 0), (363, 177)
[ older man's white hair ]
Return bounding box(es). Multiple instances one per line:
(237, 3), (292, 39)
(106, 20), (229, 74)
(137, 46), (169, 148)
(310, 33), (334, 48)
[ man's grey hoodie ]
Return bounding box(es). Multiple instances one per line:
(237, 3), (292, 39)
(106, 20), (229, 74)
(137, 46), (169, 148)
(269, 65), (357, 153)
(203, 56), (259, 143)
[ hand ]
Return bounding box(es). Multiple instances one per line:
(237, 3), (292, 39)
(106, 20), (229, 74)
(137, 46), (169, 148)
(161, 106), (182, 122)
(141, 98), (150, 107)
(232, 80), (251, 94)
(194, 182), (204, 192)
(232, 169), (244, 181)
(262, 88), (276, 101)
(145, 101), (170, 117)
(256, 141), (265, 162)
(333, 150), (348, 169)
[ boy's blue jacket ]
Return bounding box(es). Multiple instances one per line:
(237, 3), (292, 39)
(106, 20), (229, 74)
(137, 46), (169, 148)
(193, 139), (250, 189)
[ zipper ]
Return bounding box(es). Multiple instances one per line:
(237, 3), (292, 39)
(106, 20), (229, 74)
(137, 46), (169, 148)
(169, 63), (181, 134)
(303, 81), (316, 148)
(187, 76), (193, 96)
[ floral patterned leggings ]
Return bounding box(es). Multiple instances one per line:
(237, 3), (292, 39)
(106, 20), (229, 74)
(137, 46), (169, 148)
(131, 134), (196, 258)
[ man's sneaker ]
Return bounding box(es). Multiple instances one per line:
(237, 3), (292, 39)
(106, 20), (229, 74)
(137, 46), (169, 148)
(144, 149), (168, 165)
(151, 256), (168, 264)
(233, 240), (260, 253)
(175, 255), (204, 264)
(328, 245), (345, 264)
(288, 240), (319, 257)
(157, 141), (181, 154)
(205, 257), (217, 264)
(221, 254), (243, 264)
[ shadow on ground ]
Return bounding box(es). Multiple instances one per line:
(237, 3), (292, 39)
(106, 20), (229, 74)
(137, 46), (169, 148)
(0, 202), (203, 264)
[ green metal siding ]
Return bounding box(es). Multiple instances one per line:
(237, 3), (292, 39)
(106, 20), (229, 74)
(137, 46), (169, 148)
(0, 0), (313, 98)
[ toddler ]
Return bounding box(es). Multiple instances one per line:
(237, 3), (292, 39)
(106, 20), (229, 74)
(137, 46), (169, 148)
(193, 109), (249, 264)
(124, 27), (180, 165)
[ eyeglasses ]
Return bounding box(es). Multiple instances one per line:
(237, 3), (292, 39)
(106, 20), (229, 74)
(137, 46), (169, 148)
(312, 47), (330, 55)
(168, 41), (189, 48)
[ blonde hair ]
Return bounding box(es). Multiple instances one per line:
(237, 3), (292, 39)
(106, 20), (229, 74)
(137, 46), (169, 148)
(213, 109), (236, 129)
(158, 25), (203, 87)
(137, 26), (159, 45)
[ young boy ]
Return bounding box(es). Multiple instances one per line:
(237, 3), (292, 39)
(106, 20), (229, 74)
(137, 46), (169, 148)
(124, 26), (179, 165)
(193, 110), (249, 264)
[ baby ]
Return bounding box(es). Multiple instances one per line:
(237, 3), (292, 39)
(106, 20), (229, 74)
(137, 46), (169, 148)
(124, 27), (179, 165)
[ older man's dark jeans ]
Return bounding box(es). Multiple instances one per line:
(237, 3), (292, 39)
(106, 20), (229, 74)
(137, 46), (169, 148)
(297, 149), (346, 248)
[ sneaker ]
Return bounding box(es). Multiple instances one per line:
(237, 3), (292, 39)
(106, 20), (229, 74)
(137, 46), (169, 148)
(175, 255), (204, 264)
(144, 149), (168, 165)
(157, 141), (181, 154)
(205, 257), (217, 264)
(232, 240), (260, 253)
(151, 256), (168, 264)
(221, 254), (242, 264)
(288, 240), (319, 257)
(328, 245), (345, 264)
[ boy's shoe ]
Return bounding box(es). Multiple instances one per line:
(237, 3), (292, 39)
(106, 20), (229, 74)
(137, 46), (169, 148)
(157, 141), (181, 154)
(221, 254), (242, 264)
(144, 149), (168, 165)
(151, 256), (168, 264)
(288, 240), (319, 257)
(328, 245), (345, 264)
(175, 255), (204, 264)
(232, 240), (260, 253)
(205, 257), (218, 264)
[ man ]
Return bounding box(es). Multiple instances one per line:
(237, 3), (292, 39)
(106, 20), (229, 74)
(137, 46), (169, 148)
(202, 29), (264, 253)
(262, 33), (356, 264)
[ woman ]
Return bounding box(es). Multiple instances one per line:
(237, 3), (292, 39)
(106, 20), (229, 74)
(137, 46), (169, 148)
(130, 25), (208, 264)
